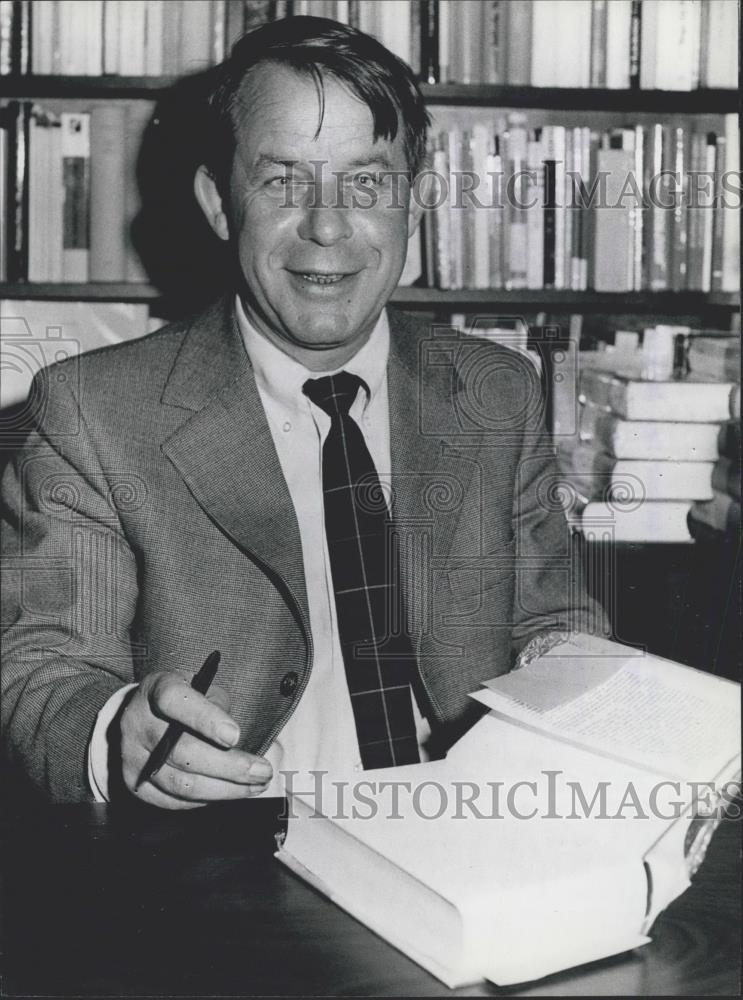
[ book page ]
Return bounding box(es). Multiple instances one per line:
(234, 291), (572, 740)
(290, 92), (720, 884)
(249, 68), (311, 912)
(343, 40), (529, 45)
(474, 644), (740, 781)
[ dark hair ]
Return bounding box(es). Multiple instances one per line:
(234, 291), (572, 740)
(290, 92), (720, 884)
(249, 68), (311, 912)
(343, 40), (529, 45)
(205, 15), (430, 193)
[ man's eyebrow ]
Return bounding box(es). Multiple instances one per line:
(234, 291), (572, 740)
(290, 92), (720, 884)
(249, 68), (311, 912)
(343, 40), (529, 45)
(252, 154), (301, 171)
(343, 154), (397, 171)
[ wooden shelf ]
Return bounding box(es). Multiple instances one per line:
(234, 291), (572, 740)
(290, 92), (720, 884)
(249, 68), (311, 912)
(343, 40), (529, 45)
(420, 84), (739, 113)
(391, 288), (740, 312)
(0, 282), (161, 302)
(1, 282), (738, 314)
(1, 75), (738, 112)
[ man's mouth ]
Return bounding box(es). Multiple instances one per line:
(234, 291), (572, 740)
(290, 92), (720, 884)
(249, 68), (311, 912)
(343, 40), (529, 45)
(289, 270), (356, 286)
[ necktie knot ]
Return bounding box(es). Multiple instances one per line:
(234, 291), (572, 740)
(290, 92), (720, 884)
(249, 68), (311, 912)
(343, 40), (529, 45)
(302, 371), (365, 418)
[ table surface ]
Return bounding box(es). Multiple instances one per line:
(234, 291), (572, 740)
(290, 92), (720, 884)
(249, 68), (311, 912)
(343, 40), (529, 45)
(2, 797), (740, 997)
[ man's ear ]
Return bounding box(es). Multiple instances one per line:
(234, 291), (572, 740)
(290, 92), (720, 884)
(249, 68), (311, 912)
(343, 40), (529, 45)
(194, 165), (230, 241)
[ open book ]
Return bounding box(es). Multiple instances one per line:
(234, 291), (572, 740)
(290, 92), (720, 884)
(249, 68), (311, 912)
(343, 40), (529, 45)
(276, 637), (740, 988)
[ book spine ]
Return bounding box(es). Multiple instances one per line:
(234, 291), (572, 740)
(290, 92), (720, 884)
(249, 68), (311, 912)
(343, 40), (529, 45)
(379, 0), (412, 66)
(432, 139), (450, 289)
(505, 114), (528, 289)
(685, 131), (705, 291)
(526, 133), (544, 290)
(589, 0), (607, 88)
(504, 0), (531, 85)
(699, 133), (716, 293)
(530, 0), (556, 87)
(10, 0), (30, 74)
(629, 0), (642, 88)
(471, 123), (491, 290)
(118, 0), (146, 75)
(144, 0), (164, 75)
(102, 0), (120, 74)
(670, 126), (688, 291)
(487, 144), (504, 287)
(210, 0), (226, 63)
(729, 383), (741, 420)
(480, 0), (503, 84)
(61, 111), (90, 282)
(721, 114), (740, 293)
(605, 0), (631, 88)
(0, 1), (12, 75)
(701, 0), (739, 88)
(420, 0), (438, 83)
(709, 132), (726, 292)
(89, 105), (126, 281)
(632, 124), (644, 290)
(6, 100), (30, 281)
(178, 0), (212, 73)
(447, 127), (464, 289)
(27, 107), (46, 281)
(84, 0), (103, 75)
(161, 0), (182, 75)
(438, 0), (450, 83)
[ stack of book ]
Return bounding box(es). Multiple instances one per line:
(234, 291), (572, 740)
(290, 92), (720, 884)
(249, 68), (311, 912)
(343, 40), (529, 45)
(558, 327), (740, 543)
(424, 114), (739, 294)
(1, 1), (737, 89)
(687, 335), (741, 542)
(1, 101), (152, 282)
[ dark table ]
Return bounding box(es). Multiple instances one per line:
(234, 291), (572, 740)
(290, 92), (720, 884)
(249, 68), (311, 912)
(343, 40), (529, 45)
(2, 797), (740, 997)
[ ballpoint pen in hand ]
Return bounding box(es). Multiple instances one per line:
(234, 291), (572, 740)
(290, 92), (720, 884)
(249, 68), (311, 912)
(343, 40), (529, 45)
(135, 650), (222, 790)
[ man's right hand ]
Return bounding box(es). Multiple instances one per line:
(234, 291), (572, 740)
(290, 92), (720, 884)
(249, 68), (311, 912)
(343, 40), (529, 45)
(116, 671), (273, 808)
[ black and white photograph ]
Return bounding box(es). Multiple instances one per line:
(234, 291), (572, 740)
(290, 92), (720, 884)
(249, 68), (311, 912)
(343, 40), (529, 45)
(0, 0), (740, 995)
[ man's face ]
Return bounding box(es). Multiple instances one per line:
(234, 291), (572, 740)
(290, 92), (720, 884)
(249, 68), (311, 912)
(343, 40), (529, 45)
(200, 62), (420, 370)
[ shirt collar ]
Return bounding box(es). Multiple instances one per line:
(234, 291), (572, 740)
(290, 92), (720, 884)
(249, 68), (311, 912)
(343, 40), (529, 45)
(235, 295), (390, 416)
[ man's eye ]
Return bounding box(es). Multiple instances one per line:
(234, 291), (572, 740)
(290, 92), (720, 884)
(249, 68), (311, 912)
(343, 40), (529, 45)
(355, 172), (381, 187)
(267, 175), (291, 188)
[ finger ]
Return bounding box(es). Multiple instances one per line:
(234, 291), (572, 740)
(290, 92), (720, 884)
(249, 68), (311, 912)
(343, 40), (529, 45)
(206, 684), (230, 713)
(150, 764), (271, 802)
(146, 674), (240, 748)
(168, 735), (273, 785)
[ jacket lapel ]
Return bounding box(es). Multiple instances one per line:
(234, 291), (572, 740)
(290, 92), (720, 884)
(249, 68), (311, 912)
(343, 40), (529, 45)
(387, 310), (479, 646)
(160, 298), (310, 636)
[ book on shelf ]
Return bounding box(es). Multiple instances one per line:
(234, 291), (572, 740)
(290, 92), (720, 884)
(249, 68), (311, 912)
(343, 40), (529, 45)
(556, 443), (715, 502)
(422, 115), (739, 294)
(578, 403), (723, 461)
(687, 334), (742, 383)
(277, 635), (740, 988)
(0, 1), (738, 89)
(60, 111), (90, 282)
(1, 99), (152, 283)
(579, 368), (737, 423)
(579, 497), (698, 541)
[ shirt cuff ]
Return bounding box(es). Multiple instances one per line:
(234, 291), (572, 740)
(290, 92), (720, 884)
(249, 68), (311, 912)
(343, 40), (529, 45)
(87, 684), (138, 802)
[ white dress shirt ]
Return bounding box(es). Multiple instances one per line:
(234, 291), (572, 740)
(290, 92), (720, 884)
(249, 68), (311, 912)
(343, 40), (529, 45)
(88, 300), (430, 800)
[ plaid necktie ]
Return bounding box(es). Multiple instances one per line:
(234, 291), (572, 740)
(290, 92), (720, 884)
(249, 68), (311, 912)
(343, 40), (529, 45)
(303, 371), (421, 768)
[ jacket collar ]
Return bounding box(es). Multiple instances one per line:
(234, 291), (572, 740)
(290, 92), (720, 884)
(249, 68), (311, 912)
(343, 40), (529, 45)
(160, 297), (473, 651)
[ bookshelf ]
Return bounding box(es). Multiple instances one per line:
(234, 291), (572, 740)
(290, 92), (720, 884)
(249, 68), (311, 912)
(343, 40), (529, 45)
(1, 0), (740, 315)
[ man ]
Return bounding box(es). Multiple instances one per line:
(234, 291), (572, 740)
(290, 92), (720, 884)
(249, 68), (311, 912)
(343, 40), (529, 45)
(1, 17), (603, 806)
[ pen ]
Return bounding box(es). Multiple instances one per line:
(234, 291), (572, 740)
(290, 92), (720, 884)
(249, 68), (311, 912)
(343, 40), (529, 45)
(135, 650), (222, 790)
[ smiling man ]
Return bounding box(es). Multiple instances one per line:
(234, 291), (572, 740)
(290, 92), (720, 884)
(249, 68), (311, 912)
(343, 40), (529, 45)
(1, 17), (605, 806)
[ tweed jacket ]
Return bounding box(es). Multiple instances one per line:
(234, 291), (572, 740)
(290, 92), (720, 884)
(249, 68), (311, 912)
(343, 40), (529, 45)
(1, 298), (604, 801)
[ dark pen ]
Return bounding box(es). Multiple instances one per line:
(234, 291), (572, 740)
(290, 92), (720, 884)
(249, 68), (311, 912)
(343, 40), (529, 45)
(135, 650), (222, 790)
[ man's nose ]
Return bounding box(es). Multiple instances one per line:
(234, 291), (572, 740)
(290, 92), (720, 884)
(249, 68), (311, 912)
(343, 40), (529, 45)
(297, 204), (353, 246)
